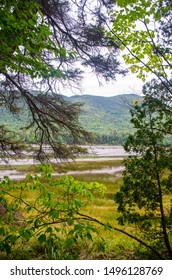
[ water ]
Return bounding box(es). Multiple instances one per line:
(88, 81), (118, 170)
(0, 166), (125, 180)
(0, 145), (131, 165)
(86, 145), (130, 157)
(0, 145), (129, 180)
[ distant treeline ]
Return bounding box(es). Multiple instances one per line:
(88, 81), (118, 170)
(1, 93), (142, 145)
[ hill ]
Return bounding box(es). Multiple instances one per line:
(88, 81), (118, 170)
(1, 93), (142, 144)
(68, 94), (142, 144)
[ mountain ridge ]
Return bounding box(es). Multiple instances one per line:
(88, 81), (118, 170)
(1, 93), (142, 144)
(68, 93), (142, 144)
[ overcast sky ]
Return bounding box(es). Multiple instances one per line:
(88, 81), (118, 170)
(59, 63), (144, 96)
(62, 71), (144, 97)
(81, 72), (144, 96)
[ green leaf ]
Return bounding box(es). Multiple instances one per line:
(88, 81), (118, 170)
(22, 231), (31, 241)
(86, 232), (93, 241)
(50, 210), (59, 219)
(46, 227), (53, 233)
(0, 227), (5, 236)
(26, 174), (33, 181)
(38, 234), (46, 244)
(67, 218), (74, 226)
(73, 199), (83, 208)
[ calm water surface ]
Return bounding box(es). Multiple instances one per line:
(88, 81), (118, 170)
(0, 145), (129, 180)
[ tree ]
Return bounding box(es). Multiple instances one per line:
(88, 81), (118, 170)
(103, 0), (172, 258)
(0, 0), (126, 160)
(0, 163), (106, 259)
(115, 80), (172, 258)
(106, 0), (172, 87)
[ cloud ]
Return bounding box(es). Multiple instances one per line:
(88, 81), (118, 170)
(80, 72), (143, 96)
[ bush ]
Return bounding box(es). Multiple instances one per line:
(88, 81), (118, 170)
(0, 163), (106, 259)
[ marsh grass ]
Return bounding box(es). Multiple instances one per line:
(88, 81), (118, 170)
(0, 164), (39, 172)
(0, 159), (123, 172)
(57, 160), (123, 172)
(67, 172), (139, 259)
(0, 160), (158, 259)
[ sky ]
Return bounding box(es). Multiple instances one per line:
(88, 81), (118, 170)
(80, 72), (144, 97)
(62, 71), (144, 97)
(55, 58), (147, 98)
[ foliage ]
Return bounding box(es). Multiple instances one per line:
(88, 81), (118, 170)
(1, 0), (172, 260)
(102, 0), (172, 259)
(0, 0), (126, 160)
(0, 160), (169, 259)
(0, 0), (62, 78)
(115, 80), (172, 259)
(108, 0), (172, 84)
(0, 163), (106, 259)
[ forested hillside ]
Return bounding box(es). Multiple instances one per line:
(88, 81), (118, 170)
(70, 94), (142, 144)
(1, 93), (142, 144)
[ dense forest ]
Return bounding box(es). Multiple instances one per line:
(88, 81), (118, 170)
(1, 93), (142, 145)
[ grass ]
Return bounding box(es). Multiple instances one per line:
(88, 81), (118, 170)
(0, 159), (137, 259)
(0, 159), (170, 260)
(72, 173), (139, 259)
(0, 159), (123, 172)
(56, 159), (123, 171)
(0, 164), (38, 172)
